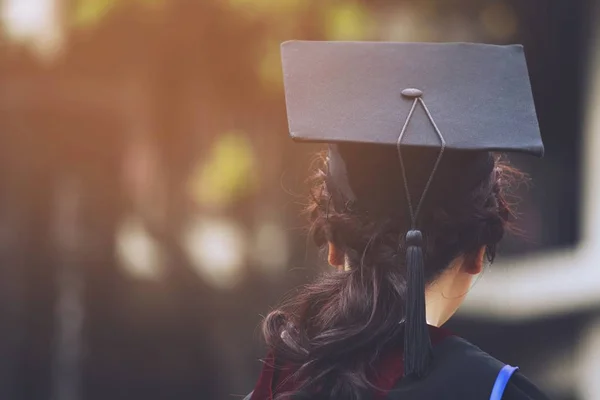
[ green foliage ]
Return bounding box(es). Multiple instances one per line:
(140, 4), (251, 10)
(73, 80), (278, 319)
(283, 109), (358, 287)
(226, 0), (307, 20)
(188, 131), (259, 209)
(71, 0), (163, 27)
(323, 2), (374, 41)
(72, 0), (117, 27)
(258, 39), (285, 91)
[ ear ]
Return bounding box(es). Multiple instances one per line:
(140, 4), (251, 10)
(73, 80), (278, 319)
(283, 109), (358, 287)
(464, 246), (486, 275)
(328, 242), (345, 268)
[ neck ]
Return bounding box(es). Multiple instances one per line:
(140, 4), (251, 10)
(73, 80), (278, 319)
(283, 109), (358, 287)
(341, 255), (476, 326)
(425, 260), (474, 327)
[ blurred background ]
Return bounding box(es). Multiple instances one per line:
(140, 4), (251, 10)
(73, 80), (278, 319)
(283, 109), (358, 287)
(0, 0), (597, 399)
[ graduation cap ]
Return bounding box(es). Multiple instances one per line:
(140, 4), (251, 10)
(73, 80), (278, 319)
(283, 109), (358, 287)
(280, 41), (543, 378)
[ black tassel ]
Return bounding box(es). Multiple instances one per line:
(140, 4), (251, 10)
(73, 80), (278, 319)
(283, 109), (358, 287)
(403, 229), (432, 378)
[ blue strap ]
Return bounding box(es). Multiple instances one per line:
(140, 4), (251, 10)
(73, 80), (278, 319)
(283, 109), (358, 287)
(490, 365), (519, 400)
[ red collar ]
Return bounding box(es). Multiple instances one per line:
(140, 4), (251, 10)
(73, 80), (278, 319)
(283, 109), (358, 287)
(250, 325), (453, 400)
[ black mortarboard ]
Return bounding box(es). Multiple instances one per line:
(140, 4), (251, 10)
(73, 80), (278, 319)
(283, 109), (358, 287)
(281, 41), (542, 155)
(280, 41), (543, 378)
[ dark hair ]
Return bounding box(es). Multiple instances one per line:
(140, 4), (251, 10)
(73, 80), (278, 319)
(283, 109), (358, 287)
(262, 151), (523, 400)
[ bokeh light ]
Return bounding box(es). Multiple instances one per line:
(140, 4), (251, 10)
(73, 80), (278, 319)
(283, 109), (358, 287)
(187, 131), (259, 210)
(116, 216), (162, 280)
(259, 40), (285, 90)
(252, 221), (289, 275)
(324, 2), (374, 41)
(2, 0), (63, 55)
(183, 217), (246, 289)
(227, 0), (306, 20)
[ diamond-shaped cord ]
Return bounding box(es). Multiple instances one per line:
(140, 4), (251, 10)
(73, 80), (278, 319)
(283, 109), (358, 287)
(396, 97), (447, 229)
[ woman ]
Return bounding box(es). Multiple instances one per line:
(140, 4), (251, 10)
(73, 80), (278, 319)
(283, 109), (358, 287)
(247, 41), (549, 399)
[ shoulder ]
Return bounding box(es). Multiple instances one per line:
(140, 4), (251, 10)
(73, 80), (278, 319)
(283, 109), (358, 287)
(386, 336), (548, 400)
(501, 373), (550, 400)
(433, 336), (505, 380)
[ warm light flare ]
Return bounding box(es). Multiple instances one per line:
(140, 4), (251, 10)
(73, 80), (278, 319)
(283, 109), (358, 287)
(2, 0), (63, 56)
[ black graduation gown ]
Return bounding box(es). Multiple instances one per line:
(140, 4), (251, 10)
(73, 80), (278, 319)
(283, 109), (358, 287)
(382, 336), (549, 400)
(246, 327), (549, 400)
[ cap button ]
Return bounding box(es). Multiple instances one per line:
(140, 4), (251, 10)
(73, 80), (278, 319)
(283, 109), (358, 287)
(401, 88), (423, 98)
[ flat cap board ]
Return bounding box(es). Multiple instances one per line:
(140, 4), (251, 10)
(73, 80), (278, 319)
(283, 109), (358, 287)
(281, 41), (543, 156)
